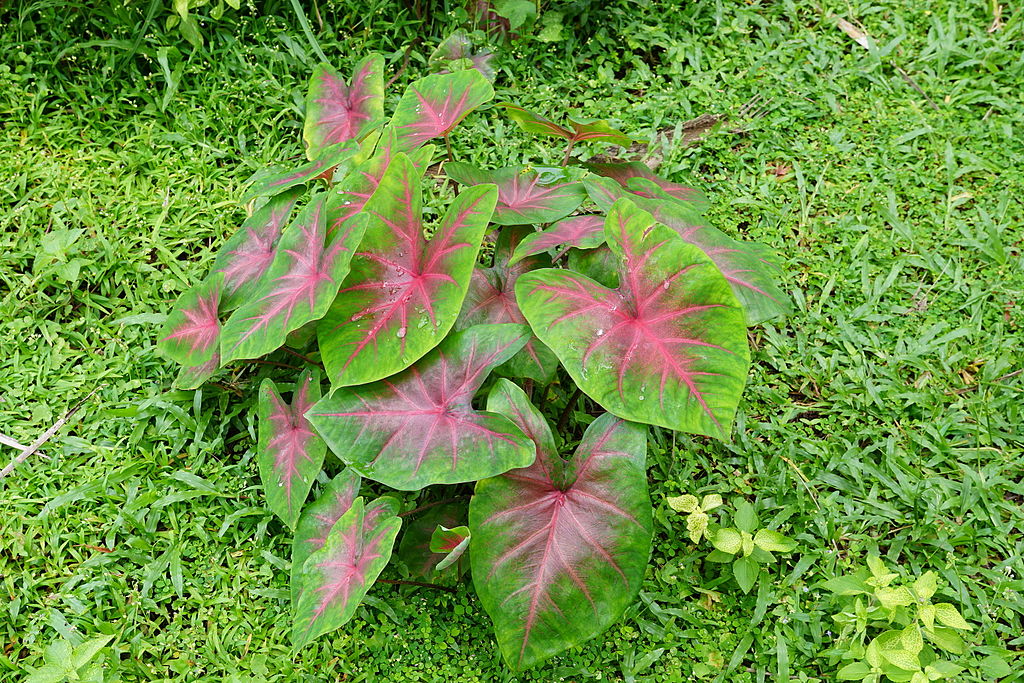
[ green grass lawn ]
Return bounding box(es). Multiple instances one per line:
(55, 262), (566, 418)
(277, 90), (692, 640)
(1, 0), (1022, 680)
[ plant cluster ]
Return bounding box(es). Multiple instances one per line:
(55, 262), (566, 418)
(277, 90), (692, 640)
(155, 49), (791, 670)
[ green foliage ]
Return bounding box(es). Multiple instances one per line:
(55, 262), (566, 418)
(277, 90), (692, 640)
(825, 557), (985, 682)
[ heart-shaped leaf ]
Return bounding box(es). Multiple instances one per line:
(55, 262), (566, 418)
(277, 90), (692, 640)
(158, 272), (224, 367)
(257, 370), (326, 529)
(220, 196), (367, 365)
(471, 380), (651, 670)
(444, 163), (586, 226)
(211, 188), (303, 311)
(587, 178), (791, 324)
(509, 214), (605, 264)
(397, 502), (467, 578)
(291, 469), (363, 606)
(457, 227), (559, 382)
(390, 70), (494, 153)
(240, 143), (360, 203)
(304, 55), (385, 160)
(173, 352), (222, 390)
(430, 525), (470, 572)
(309, 324), (536, 490)
(586, 161), (709, 212)
(318, 153), (496, 386)
(516, 198), (750, 438)
(292, 496), (401, 649)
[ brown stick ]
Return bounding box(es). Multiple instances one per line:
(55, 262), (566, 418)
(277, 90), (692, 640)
(556, 387), (584, 434)
(398, 495), (470, 518)
(0, 387), (100, 480)
(281, 347), (325, 371)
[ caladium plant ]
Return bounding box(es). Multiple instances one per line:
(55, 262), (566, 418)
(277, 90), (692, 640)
(155, 46), (792, 671)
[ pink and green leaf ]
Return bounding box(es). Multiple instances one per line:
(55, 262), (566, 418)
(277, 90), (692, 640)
(290, 469), (364, 606)
(173, 351), (222, 390)
(240, 143), (360, 203)
(587, 178), (791, 324)
(509, 214), (605, 264)
(318, 153), (496, 386)
(307, 324), (536, 490)
(157, 272), (224, 367)
(565, 117), (635, 146)
(516, 198), (750, 439)
(456, 226), (559, 383)
(567, 244), (619, 289)
(444, 163), (586, 226)
(429, 525), (470, 572)
(429, 30), (495, 81)
(292, 496), (401, 649)
(220, 196), (367, 365)
(497, 103), (634, 146)
(496, 103), (573, 138)
(585, 162), (709, 213)
(257, 370), (326, 530)
(210, 188), (303, 310)
(389, 70), (494, 153)
(397, 502), (468, 578)
(471, 381), (651, 670)
(303, 56), (385, 161)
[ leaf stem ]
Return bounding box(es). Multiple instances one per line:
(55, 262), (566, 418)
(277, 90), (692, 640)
(556, 386), (584, 434)
(445, 134), (454, 162)
(560, 139), (575, 166)
(378, 579), (457, 594)
(281, 347), (325, 371)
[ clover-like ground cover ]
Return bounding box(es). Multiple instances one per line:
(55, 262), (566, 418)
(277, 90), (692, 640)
(1, 0), (1022, 679)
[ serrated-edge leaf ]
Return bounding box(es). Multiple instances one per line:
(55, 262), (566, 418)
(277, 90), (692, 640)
(732, 555), (758, 593)
(220, 196), (367, 364)
(516, 198), (750, 438)
(291, 496), (401, 648)
(712, 528), (742, 554)
(933, 603), (971, 630)
(309, 324), (535, 490)
(753, 528), (796, 552)
(471, 386), (651, 670)
(319, 154), (496, 386)
(258, 371), (326, 529)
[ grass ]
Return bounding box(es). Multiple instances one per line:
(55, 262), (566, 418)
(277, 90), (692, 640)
(1, 0), (1022, 680)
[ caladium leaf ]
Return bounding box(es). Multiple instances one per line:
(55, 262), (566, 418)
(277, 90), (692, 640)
(587, 179), (791, 324)
(429, 30), (495, 80)
(586, 161), (709, 212)
(220, 196), (367, 365)
(210, 188), (303, 310)
(157, 273), (224, 367)
(516, 198), (750, 439)
(567, 244), (619, 289)
(430, 525), (470, 572)
(389, 70), (494, 153)
(257, 370), (326, 530)
(397, 502), (467, 578)
(240, 143), (360, 204)
(444, 163), (586, 226)
(326, 128), (435, 239)
(290, 469), (363, 607)
(308, 323), (536, 490)
(497, 103), (635, 146)
(509, 214), (605, 264)
(304, 56), (385, 161)
(318, 153), (496, 386)
(173, 352), (221, 390)
(292, 496), (401, 648)
(456, 226), (559, 383)
(471, 380), (651, 670)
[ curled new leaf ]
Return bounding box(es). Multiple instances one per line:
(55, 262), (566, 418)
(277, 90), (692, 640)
(220, 196), (367, 365)
(158, 272), (224, 368)
(471, 380), (651, 670)
(516, 198), (750, 439)
(390, 70), (494, 153)
(304, 55), (385, 160)
(444, 163), (586, 226)
(318, 153), (496, 386)
(291, 469), (363, 607)
(257, 370), (326, 530)
(308, 324), (536, 490)
(456, 226), (560, 383)
(429, 525), (470, 572)
(397, 502), (467, 578)
(292, 497), (401, 649)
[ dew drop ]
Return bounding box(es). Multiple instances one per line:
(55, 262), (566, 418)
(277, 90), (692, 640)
(662, 280), (670, 290)
(350, 312), (365, 322)
(596, 328), (604, 336)
(277, 480), (285, 487)
(396, 326), (407, 339)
